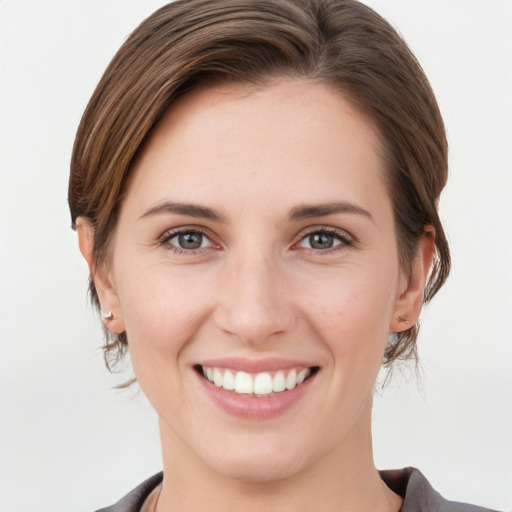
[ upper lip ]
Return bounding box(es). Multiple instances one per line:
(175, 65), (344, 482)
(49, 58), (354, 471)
(196, 357), (317, 373)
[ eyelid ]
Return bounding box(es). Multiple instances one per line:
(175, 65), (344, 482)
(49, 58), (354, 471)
(156, 224), (354, 254)
(158, 225), (220, 252)
(293, 226), (354, 251)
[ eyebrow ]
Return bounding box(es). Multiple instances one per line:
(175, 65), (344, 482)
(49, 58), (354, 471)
(139, 201), (227, 223)
(288, 202), (373, 222)
(139, 200), (372, 224)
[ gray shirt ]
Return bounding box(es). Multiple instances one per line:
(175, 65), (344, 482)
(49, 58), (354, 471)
(95, 467), (499, 512)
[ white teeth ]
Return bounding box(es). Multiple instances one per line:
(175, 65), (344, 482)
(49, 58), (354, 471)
(253, 372), (273, 395)
(272, 371), (286, 392)
(213, 368), (223, 387)
(234, 371), (253, 394)
(223, 370), (235, 390)
(202, 366), (313, 396)
(296, 368), (310, 384)
(285, 369), (297, 390)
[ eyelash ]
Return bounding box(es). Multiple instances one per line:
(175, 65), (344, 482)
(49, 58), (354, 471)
(158, 228), (217, 255)
(295, 227), (354, 254)
(158, 226), (354, 255)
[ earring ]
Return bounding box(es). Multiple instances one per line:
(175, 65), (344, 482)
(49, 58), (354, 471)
(398, 314), (409, 324)
(102, 311), (114, 320)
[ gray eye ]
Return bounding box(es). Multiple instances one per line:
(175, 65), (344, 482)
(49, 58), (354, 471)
(308, 233), (335, 249)
(297, 230), (348, 251)
(177, 232), (204, 249)
(163, 229), (214, 253)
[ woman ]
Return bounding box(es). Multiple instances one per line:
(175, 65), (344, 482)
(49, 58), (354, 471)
(69, 1), (498, 511)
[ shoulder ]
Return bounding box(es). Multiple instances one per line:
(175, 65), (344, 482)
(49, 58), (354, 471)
(95, 468), (500, 512)
(94, 473), (163, 512)
(380, 467), (500, 512)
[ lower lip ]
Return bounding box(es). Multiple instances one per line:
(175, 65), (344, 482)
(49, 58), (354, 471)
(197, 371), (316, 420)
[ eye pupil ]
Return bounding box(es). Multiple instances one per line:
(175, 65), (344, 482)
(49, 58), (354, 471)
(178, 232), (202, 249)
(309, 233), (334, 249)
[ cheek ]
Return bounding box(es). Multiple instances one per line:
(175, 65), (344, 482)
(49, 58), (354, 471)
(294, 259), (400, 399)
(113, 263), (218, 415)
(113, 261), (214, 365)
(298, 263), (399, 344)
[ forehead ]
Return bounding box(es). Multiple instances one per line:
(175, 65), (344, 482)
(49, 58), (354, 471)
(127, 79), (388, 216)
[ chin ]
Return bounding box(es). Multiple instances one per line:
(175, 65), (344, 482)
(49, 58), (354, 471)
(217, 459), (301, 484)
(203, 441), (307, 483)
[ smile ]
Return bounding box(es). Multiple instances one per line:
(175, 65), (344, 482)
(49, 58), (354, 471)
(200, 366), (314, 397)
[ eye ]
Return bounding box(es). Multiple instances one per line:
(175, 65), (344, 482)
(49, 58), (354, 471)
(160, 229), (214, 252)
(296, 228), (352, 251)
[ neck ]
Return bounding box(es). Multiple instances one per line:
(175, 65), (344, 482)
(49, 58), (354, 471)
(156, 402), (401, 512)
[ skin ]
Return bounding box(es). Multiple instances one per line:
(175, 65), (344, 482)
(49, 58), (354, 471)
(78, 80), (434, 512)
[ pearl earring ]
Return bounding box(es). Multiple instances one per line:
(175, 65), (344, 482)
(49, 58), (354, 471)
(102, 311), (114, 320)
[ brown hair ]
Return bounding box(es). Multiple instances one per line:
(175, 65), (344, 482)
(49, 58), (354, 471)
(69, 0), (450, 370)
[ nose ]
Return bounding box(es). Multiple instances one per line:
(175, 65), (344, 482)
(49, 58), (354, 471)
(213, 252), (295, 346)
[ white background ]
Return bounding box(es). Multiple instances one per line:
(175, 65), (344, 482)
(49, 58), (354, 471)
(1, 1), (511, 511)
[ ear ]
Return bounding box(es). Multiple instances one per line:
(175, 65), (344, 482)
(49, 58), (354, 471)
(390, 226), (435, 333)
(76, 217), (125, 334)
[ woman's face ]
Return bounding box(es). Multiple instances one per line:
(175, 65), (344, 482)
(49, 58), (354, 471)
(94, 80), (422, 482)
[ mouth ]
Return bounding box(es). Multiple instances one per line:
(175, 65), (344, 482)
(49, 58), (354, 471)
(195, 364), (319, 397)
